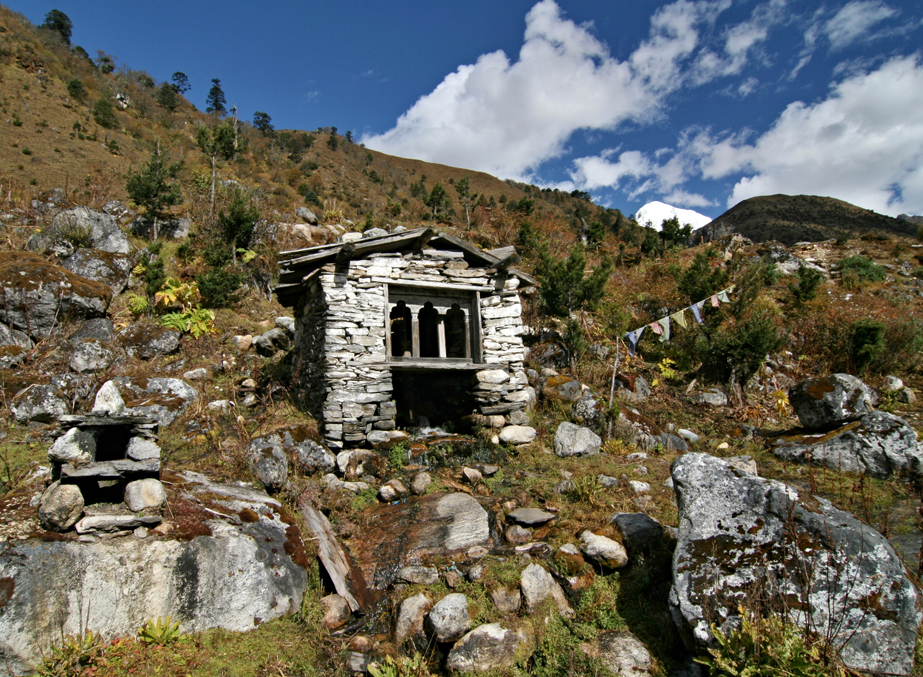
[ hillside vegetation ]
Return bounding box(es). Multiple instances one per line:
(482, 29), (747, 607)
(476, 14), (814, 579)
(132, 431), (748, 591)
(2, 6), (923, 677)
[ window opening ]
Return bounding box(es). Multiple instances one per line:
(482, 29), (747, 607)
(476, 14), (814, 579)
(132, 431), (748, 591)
(387, 288), (478, 362)
(389, 300), (413, 357)
(418, 302), (440, 358)
(445, 303), (467, 358)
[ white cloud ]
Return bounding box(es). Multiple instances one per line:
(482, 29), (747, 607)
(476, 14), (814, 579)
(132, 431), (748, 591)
(663, 190), (714, 208)
(362, 0), (729, 178)
(825, 1), (897, 50)
(704, 56), (923, 214)
(692, 0), (785, 82)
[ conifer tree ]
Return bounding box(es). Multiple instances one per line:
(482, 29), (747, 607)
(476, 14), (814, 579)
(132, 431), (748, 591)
(455, 175), (478, 229)
(536, 241), (613, 317)
(197, 122), (236, 210)
(171, 72), (190, 94)
(205, 78), (227, 115)
(41, 9), (72, 45)
(125, 145), (182, 240)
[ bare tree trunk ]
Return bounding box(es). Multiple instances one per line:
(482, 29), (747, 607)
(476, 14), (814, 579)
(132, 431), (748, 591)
(210, 154), (216, 214)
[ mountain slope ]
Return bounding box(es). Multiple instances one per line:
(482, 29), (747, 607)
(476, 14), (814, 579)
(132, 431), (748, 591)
(635, 201), (711, 231)
(691, 194), (917, 246)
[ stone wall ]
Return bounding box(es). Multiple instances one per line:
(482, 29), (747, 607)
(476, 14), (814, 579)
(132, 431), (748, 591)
(291, 249), (531, 449)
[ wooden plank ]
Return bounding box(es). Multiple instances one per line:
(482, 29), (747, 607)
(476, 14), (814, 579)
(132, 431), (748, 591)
(372, 277), (492, 293)
(387, 359), (492, 370)
(297, 500), (371, 612)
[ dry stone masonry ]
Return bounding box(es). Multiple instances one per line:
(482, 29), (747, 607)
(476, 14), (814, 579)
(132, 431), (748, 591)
(275, 228), (536, 449)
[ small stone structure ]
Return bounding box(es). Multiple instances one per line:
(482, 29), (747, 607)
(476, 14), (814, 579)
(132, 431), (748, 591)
(39, 414), (166, 533)
(275, 228), (536, 449)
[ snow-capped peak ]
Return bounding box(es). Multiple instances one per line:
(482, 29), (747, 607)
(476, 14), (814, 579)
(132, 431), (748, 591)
(635, 201), (712, 231)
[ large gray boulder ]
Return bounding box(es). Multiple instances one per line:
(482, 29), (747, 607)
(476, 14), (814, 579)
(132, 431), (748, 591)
(426, 593), (471, 642)
(248, 435), (289, 492)
(670, 453), (920, 676)
(0, 472), (307, 676)
(10, 383), (68, 423)
(255, 426), (336, 474)
(771, 410), (923, 479)
(553, 421), (601, 457)
(61, 248), (132, 294)
(789, 374), (876, 430)
(0, 322), (33, 368)
(119, 322), (181, 360)
(28, 206), (131, 255)
(0, 252), (111, 339)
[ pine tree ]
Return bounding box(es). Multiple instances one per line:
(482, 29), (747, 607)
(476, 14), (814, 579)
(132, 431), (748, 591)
(205, 78), (227, 115)
(219, 189), (259, 264)
(171, 72), (190, 94)
(252, 111), (273, 134)
(41, 9), (72, 45)
(156, 82), (179, 111)
(536, 242), (613, 317)
(125, 145), (182, 240)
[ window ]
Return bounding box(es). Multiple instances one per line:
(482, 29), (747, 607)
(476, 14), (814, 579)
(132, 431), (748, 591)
(387, 288), (479, 362)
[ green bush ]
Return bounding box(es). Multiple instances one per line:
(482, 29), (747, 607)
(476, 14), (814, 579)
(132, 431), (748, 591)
(849, 319), (885, 374)
(144, 258), (166, 298)
(677, 249), (728, 303)
(838, 255), (884, 283)
(92, 97), (117, 129)
(788, 266), (824, 307)
(66, 78), (86, 100)
(696, 306), (785, 386)
(196, 267), (246, 308)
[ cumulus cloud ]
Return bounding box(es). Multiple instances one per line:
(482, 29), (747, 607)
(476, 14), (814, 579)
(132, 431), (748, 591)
(703, 56), (923, 214)
(825, 1), (897, 50)
(362, 0), (733, 178)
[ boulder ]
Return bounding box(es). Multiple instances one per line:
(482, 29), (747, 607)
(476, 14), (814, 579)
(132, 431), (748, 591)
(254, 328), (291, 356)
(38, 482), (84, 532)
(124, 478), (167, 512)
(553, 422), (601, 457)
(320, 594), (351, 629)
(572, 393), (601, 424)
(10, 383), (68, 423)
(0, 252), (110, 339)
(694, 387), (727, 407)
(393, 593), (432, 646)
(498, 425), (536, 445)
(295, 207), (319, 224)
(411, 472), (432, 495)
(578, 531), (628, 568)
(789, 374), (876, 430)
(248, 436), (289, 492)
(68, 317), (117, 345)
(253, 427), (336, 475)
(61, 248), (132, 294)
(98, 377), (197, 426)
(615, 374), (651, 403)
(582, 631), (652, 677)
(770, 411), (923, 480)
(506, 507), (556, 527)
(542, 375), (585, 402)
(520, 563), (574, 618)
(379, 479), (409, 502)
(670, 453), (920, 676)
(396, 566), (440, 585)
(427, 593), (471, 642)
(0, 472), (307, 675)
(119, 322), (181, 360)
(611, 513), (663, 554)
(349, 493), (491, 589)
(0, 322), (33, 368)
(129, 216), (191, 239)
(489, 587), (521, 614)
(68, 339), (115, 373)
(126, 437), (161, 461)
(447, 623), (527, 673)
(48, 427), (96, 464)
(28, 206), (131, 255)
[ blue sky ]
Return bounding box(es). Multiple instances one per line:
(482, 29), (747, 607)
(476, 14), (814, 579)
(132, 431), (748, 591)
(7, 1), (923, 218)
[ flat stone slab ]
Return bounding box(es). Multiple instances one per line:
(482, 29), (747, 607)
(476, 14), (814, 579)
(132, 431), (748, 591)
(75, 514), (162, 534)
(348, 492), (491, 589)
(60, 458), (160, 480)
(506, 507), (556, 526)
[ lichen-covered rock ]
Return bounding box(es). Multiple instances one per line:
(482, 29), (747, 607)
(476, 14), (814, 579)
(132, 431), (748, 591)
(99, 377), (197, 426)
(572, 393), (601, 424)
(28, 206), (131, 255)
(119, 322), (181, 360)
(553, 422), (601, 457)
(581, 631), (652, 677)
(789, 374), (876, 430)
(520, 563), (574, 618)
(0, 322), (33, 368)
(275, 426), (336, 473)
(578, 531), (628, 568)
(248, 436), (289, 492)
(0, 252), (111, 339)
(427, 593), (471, 642)
(61, 248), (132, 294)
(542, 375), (585, 402)
(771, 410), (923, 479)
(254, 328), (291, 356)
(393, 592), (432, 646)
(670, 453), (920, 676)
(10, 383), (68, 423)
(447, 623), (527, 673)
(68, 339), (116, 373)
(48, 427), (96, 464)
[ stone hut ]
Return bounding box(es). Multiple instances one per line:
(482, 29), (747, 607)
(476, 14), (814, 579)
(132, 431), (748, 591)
(275, 227), (536, 450)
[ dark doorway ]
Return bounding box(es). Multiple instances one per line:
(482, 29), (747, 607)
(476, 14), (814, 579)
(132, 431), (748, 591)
(392, 370), (475, 433)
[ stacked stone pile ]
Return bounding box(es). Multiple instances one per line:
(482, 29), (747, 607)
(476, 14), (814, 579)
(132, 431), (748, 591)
(38, 414), (167, 534)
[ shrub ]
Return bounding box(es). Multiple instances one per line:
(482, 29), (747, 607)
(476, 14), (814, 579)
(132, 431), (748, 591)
(696, 306), (786, 386)
(535, 242), (612, 317)
(56, 217), (93, 249)
(677, 249), (728, 303)
(788, 266), (824, 307)
(838, 255), (884, 283)
(849, 319), (885, 374)
(144, 258), (166, 297)
(92, 97), (117, 129)
(196, 267), (246, 308)
(66, 78), (86, 100)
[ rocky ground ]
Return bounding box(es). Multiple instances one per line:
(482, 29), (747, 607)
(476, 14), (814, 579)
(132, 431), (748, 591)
(1, 199), (923, 676)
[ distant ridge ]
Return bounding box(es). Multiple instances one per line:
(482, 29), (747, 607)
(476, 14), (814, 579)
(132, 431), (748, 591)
(691, 194), (917, 246)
